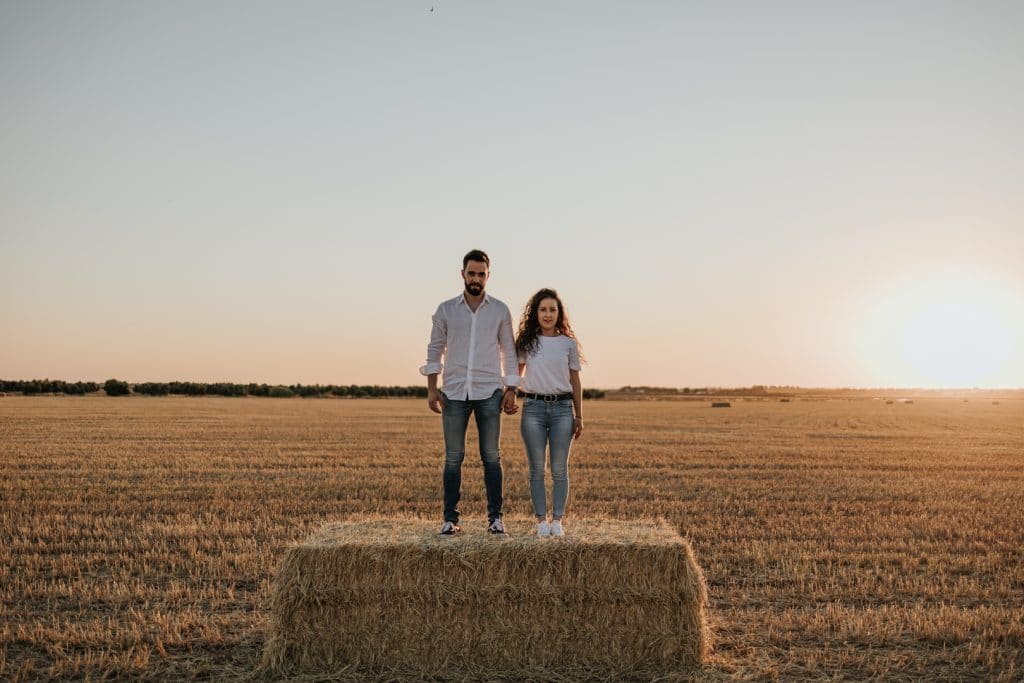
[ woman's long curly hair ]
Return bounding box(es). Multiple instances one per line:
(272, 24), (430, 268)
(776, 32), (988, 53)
(515, 288), (585, 361)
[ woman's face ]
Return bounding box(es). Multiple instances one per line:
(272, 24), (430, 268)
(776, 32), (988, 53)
(537, 297), (560, 335)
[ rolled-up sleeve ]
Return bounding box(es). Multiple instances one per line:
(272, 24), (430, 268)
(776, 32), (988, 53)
(419, 305), (446, 376)
(498, 306), (520, 387)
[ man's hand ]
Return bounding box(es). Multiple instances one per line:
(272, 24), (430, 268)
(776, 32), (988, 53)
(572, 417), (583, 439)
(502, 389), (519, 415)
(428, 388), (445, 414)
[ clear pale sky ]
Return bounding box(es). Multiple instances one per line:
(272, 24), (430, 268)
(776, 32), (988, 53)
(2, 2), (1023, 389)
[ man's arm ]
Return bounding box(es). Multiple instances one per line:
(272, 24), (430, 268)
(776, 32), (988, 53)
(498, 306), (520, 413)
(504, 361), (526, 414)
(420, 305), (446, 413)
(426, 373), (444, 414)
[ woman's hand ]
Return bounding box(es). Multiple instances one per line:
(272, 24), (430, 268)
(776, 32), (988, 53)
(573, 417), (583, 439)
(502, 389), (519, 415)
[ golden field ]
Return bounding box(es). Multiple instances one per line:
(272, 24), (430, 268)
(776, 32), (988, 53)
(1, 395), (1022, 681)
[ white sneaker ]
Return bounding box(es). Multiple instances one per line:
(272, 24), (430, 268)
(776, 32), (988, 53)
(537, 521), (550, 537)
(550, 520), (564, 537)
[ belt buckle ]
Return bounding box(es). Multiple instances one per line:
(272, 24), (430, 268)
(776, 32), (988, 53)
(543, 393), (558, 402)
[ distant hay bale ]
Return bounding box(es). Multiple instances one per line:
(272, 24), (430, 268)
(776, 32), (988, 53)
(993, 401), (1000, 405)
(711, 401), (731, 408)
(779, 398), (791, 403)
(885, 400), (894, 405)
(263, 516), (710, 678)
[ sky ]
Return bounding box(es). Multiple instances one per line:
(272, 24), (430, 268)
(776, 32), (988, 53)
(2, 1), (1023, 389)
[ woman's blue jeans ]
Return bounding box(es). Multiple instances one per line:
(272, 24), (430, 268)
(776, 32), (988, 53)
(441, 389), (503, 523)
(520, 397), (574, 519)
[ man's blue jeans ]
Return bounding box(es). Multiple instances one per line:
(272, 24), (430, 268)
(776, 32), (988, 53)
(520, 397), (574, 519)
(442, 388), (504, 523)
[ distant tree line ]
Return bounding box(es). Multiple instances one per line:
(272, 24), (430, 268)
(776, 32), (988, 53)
(616, 385), (794, 397)
(618, 386), (709, 395)
(130, 382), (430, 398)
(0, 379), (101, 395)
(2, 378), (606, 399)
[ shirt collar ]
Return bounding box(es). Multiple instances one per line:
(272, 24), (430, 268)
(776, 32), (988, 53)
(459, 292), (491, 309)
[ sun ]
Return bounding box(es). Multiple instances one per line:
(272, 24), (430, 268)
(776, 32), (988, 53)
(895, 295), (1014, 387)
(856, 271), (1023, 388)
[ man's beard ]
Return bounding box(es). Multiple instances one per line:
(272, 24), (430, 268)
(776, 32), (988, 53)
(465, 282), (483, 295)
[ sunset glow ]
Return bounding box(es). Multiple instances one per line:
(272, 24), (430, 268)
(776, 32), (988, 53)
(856, 273), (1023, 388)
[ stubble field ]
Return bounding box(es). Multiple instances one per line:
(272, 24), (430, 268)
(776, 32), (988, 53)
(1, 395), (1022, 681)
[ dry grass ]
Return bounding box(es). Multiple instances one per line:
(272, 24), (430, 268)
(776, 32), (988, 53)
(1, 395), (1023, 680)
(263, 516), (708, 678)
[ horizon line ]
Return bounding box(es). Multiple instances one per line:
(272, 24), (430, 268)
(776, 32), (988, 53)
(1, 378), (1022, 393)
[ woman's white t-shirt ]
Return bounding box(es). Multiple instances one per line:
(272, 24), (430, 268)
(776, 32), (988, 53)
(519, 335), (581, 395)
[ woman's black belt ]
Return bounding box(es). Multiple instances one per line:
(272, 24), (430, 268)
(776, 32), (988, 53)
(518, 391), (573, 402)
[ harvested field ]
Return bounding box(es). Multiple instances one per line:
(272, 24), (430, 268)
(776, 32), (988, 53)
(2, 395), (1023, 680)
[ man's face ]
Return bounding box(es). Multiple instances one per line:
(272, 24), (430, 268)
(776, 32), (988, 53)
(462, 260), (489, 296)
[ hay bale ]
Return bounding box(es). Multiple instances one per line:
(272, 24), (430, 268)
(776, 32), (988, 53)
(263, 516), (710, 678)
(711, 401), (731, 408)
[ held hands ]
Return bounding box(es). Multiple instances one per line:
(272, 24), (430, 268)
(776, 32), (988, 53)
(502, 389), (519, 415)
(573, 416), (583, 439)
(430, 389), (518, 415)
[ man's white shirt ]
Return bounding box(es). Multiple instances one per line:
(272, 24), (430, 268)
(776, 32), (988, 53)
(420, 292), (520, 400)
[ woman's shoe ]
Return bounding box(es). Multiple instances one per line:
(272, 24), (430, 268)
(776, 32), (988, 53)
(550, 520), (564, 537)
(537, 521), (550, 537)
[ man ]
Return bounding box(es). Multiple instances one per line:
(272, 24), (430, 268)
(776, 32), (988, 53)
(421, 249), (519, 535)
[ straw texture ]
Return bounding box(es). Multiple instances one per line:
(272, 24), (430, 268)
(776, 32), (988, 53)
(262, 516), (710, 678)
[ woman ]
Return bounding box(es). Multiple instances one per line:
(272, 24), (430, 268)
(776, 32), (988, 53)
(514, 288), (583, 537)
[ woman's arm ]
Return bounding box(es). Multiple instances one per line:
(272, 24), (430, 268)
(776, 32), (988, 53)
(569, 369), (583, 439)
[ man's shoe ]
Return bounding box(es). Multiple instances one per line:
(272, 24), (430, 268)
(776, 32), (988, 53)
(439, 521), (461, 535)
(537, 521), (550, 538)
(550, 520), (564, 537)
(488, 518), (506, 534)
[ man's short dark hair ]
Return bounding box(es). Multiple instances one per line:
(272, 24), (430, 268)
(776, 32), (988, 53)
(463, 249), (490, 269)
